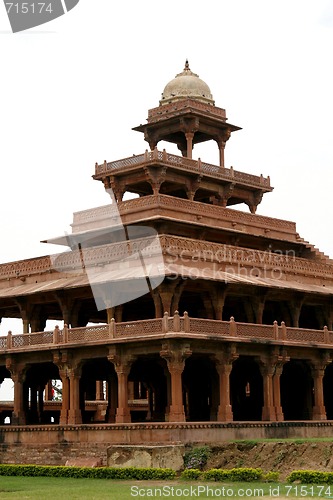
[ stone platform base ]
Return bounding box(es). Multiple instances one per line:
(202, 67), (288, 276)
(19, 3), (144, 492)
(1, 421), (333, 465)
(107, 444), (184, 470)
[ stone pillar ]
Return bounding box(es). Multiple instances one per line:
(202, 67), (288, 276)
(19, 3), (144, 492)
(11, 368), (26, 425)
(44, 380), (53, 401)
(59, 370), (70, 425)
(290, 302), (303, 328)
(159, 291), (173, 316)
(96, 380), (104, 401)
(312, 367), (327, 420)
(115, 306), (123, 323)
(68, 369), (82, 424)
(272, 365), (284, 421)
(107, 307), (115, 323)
(22, 318), (30, 334)
(214, 348), (238, 422)
(185, 132), (194, 159)
(151, 290), (163, 318)
(255, 302), (264, 324)
(114, 364), (131, 423)
(160, 342), (191, 422)
(108, 351), (134, 423)
(260, 364), (276, 421)
(216, 362), (233, 422)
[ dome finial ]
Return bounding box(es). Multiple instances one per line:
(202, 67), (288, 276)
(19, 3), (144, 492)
(184, 59), (190, 71)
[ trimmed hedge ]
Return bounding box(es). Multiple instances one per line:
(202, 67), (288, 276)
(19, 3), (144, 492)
(287, 470), (332, 484)
(0, 464), (176, 480)
(180, 468), (202, 480)
(202, 468), (263, 482)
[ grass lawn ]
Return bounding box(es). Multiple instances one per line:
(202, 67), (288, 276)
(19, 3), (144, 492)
(0, 478), (330, 499)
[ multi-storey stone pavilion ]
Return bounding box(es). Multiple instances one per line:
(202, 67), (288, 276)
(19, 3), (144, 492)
(1, 62), (333, 462)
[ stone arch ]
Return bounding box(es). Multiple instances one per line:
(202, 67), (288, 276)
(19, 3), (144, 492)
(182, 356), (218, 421)
(128, 356), (167, 422)
(323, 363), (333, 419)
(280, 360), (313, 420)
(230, 357), (263, 421)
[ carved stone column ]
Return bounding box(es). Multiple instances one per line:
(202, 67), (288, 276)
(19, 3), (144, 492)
(260, 364), (276, 421)
(10, 362), (26, 425)
(160, 342), (191, 422)
(259, 350), (290, 422)
(151, 290), (163, 318)
(271, 350), (289, 421)
(59, 370), (70, 425)
(15, 298), (32, 333)
(108, 349), (135, 423)
(272, 364), (284, 421)
(215, 346), (238, 422)
(217, 139), (226, 168)
(68, 367), (82, 425)
(185, 132), (194, 159)
(211, 286), (227, 321)
(311, 355), (330, 420)
(252, 291), (267, 324)
(96, 380), (104, 401)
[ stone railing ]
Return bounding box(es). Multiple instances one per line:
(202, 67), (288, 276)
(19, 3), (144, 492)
(94, 149), (271, 189)
(1, 315), (332, 353)
(1, 233), (333, 284)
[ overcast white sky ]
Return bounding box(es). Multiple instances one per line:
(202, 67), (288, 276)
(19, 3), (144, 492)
(0, 0), (333, 339)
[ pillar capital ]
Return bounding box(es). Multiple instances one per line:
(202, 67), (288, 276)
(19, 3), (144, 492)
(107, 347), (136, 373)
(160, 341), (192, 370)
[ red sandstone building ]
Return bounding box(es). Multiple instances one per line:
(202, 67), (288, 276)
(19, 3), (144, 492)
(1, 63), (333, 459)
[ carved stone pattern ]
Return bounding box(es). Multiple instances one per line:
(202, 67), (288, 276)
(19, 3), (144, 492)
(0, 318), (333, 352)
(67, 325), (109, 343)
(236, 323), (275, 340)
(12, 330), (54, 348)
(0, 256), (52, 280)
(161, 235), (333, 279)
(116, 319), (163, 337)
(1, 232), (333, 284)
(285, 327), (326, 343)
(73, 194), (295, 233)
(189, 318), (229, 336)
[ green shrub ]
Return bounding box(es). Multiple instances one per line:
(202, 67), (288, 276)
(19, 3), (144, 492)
(180, 468), (202, 480)
(201, 467), (263, 482)
(202, 469), (231, 482)
(287, 470), (329, 484)
(184, 446), (211, 470)
(263, 471), (279, 482)
(228, 468), (263, 481)
(0, 464), (176, 480)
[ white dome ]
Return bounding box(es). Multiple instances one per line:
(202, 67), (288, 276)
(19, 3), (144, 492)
(160, 60), (214, 106)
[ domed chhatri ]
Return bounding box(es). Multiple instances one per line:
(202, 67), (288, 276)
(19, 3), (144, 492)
(133, 61), (241, 167)
(160, 60), (215, 106)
